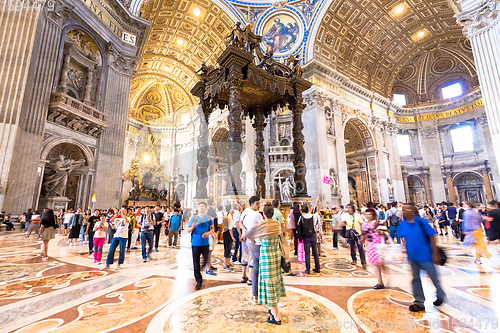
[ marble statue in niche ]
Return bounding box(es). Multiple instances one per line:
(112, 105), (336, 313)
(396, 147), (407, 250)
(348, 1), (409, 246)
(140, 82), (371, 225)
(43, 155), (86, 197)
(280, 177), (294, 202)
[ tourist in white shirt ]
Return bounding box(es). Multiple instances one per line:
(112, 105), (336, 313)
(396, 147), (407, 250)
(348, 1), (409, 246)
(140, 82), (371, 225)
(222, 204), (236, 271)
(232, 203), (242, 264)
(104, 208), (129, 270)
(217, 205), (224, 244)
(240, 196), (264, 304)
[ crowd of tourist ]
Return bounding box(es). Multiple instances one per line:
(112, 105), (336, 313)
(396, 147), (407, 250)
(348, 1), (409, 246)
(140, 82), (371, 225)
(4, 195), (499, 325)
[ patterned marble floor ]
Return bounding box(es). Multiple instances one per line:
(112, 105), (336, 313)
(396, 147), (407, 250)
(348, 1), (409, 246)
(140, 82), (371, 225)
(1, 229), (499, 333)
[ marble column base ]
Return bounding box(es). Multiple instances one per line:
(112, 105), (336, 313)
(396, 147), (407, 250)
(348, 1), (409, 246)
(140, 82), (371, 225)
(38, 197), (71, 211)
(220, 194), (248, 207)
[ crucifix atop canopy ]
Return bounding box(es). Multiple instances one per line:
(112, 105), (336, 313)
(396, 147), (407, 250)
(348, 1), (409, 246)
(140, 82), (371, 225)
(191, 23), (312, 200)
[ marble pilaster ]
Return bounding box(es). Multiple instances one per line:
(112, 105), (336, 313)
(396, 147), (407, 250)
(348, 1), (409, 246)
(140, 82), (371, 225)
(456, 0), (500, 190)
(1, 8), (66, 214)
(93, 57), (136, 208)
(333, 101), (350, 205)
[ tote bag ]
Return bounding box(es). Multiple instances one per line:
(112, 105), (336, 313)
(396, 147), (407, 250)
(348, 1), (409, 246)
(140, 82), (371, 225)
(297, 240), (305, 263)
(374, 237), (405, 264)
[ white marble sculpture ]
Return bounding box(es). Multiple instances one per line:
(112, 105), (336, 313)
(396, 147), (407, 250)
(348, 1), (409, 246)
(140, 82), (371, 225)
(43, 155), (86, 197)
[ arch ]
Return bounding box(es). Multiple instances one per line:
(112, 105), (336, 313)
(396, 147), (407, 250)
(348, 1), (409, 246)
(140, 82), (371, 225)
(453, 171), (485, 204)
(407, 175), (424, 188)
(453, 171), (483, 186)
(270, 166), (295, 179)
(40, 137), (95, 170)
(343, 117), (374, 153)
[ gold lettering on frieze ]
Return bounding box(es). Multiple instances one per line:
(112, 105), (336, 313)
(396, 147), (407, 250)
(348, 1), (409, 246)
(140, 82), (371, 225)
(80, 0), (137, 45)
(395, 99), (484, 123)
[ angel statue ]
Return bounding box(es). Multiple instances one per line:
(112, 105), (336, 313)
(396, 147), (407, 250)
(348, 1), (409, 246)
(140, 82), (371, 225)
(42, 155), (86, 197)
(225, 22), (245, 48)
(280, 177), (294, 202)
(286, 54), (302, 77)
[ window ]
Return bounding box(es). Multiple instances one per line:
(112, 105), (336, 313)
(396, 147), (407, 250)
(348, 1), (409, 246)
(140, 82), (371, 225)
(397, 134), (412, 156)
(442, 82), (463, 100)
(450, 126), (474, 152)
(393, 93), (406, 105)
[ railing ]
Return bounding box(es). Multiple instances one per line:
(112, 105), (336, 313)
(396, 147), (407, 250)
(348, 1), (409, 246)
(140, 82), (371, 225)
(269, 145), (293, 154)
(50, 92), (107, 123)
(269, 145), (294, 163)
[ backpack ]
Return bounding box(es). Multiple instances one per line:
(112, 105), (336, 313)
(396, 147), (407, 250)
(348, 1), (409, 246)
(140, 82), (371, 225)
(301, 216), (316, 239)
(222, 213), (229, 231)
(388, 211), (400, 226)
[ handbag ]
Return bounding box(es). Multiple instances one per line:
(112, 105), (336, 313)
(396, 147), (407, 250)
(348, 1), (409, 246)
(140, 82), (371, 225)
(332, 217), (342, 234)
(375, 236), (405, 264)
(297, 240), (305, 263)
(281, 256), (291, 273)
(416, 219), (447, 266)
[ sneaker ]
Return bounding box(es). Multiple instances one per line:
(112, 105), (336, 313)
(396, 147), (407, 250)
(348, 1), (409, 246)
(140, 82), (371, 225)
(102, 265), (111, 270)
(116, 265), (121, 270)
(210, 266), (218, 271)
(409, 304), (425, 312)
(286, 272), (297, 276)
(143, 259), (147, 263)
(433, 299), (444, 306)
(332, 247), (339, 251)
(475, 258), (482, 265)
(93, 260), (97, 263)
(223, 266), (232, 272)
(131, 247), (138, 250)
(97, 261), (101, 265)
(232, 261), (241, 265)
(195, 283), (202, 290)
(305, 270), (311, 275)
(42, 257), (48, 261)
(362, 264), (367, 270)
(205, 269), (217, 276)
(313, 268), (321, 274)
(126, 249), (130, 253)
(373, 284), (385, 290)
(445, 232), (449, 236)
(155, 248), (158, 252)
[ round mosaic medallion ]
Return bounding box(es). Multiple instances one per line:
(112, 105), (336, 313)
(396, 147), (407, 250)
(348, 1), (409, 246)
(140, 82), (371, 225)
(260, 12), (303, 56)
(432, 58), (454, 73)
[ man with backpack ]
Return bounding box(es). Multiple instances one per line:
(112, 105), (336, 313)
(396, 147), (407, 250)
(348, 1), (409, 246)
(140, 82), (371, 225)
(386, 202), (402, 244)
(297, 204), (321, 274)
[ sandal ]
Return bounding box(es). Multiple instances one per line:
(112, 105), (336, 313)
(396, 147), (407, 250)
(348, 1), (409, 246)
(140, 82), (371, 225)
(266, 316), (281, 325)
(240, 277), (248, 283)
(247, 279), (252, 285)
(373, 284), (385, 290)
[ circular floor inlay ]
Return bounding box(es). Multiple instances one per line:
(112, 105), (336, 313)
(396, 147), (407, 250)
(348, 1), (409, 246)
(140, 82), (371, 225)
(147, 284), (356, 333)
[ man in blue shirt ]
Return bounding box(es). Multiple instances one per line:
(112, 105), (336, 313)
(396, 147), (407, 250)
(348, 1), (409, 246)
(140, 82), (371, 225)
(187, 202), (214, 290)
(398, 204), (446, 312)
(168, 209), (182, 247)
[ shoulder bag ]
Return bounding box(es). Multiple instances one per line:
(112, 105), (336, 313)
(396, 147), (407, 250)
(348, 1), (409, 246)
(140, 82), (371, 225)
(416, 219), (447, 266)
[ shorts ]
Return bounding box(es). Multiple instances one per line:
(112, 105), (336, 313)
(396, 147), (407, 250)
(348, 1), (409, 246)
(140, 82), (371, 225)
(439, 221), (450, 228)
(209, 233), (215, 251)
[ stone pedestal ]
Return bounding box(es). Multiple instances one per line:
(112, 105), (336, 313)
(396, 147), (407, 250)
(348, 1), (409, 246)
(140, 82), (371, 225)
(290, 197), (313, 207)
(38, 196), (71, 211)
(220, 194), (249, 208)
